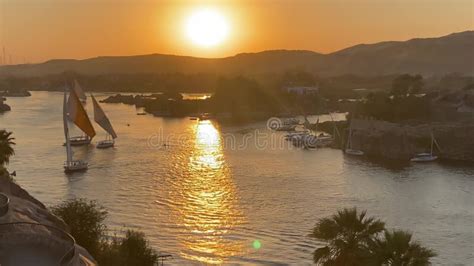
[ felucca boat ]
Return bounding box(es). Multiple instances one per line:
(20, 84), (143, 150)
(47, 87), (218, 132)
(91, 95), (117, 149)
(65, 81), (94, 146)
(63, 90), (96, 172)
(411, 132), (439, 162)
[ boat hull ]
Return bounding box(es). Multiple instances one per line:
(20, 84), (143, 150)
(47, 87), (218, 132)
(410, 155), (438, 162)
(63, 136), (91, 146)
(97, 140), (114, 149)
(345, 149), (365, 156)
(64, 160), (88, 173)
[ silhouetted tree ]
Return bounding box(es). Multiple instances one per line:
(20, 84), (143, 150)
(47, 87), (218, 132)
(310, 208), (385, 265)
(369, 230), (436, 266)
(391, 74), (424, 97)
(0, 130), (15, 168)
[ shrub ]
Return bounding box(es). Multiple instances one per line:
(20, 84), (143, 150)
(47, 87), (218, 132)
(51, 199), (107, 258)
(99, 230), (159, 266)
(51, 198), (158, 265)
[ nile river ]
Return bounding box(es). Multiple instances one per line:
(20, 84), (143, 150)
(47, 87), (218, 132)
(1, 92), (473, 265)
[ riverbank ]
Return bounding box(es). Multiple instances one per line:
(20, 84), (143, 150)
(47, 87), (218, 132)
(0, 90), (31, 97)
(350, 118), (474, 162)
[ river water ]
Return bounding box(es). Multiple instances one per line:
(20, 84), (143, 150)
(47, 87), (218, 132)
(1, 92), (473, 265)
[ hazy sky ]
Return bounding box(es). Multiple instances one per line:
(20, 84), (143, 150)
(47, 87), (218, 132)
(0, 0), (473, 63)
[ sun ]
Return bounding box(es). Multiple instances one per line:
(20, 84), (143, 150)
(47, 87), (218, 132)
(185, 8), (230, 47)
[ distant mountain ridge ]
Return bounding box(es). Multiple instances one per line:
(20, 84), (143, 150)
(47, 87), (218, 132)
(1, 31), (473, 77)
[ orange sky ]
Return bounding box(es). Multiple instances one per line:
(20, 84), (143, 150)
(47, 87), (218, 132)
(0, 0), (473, 63)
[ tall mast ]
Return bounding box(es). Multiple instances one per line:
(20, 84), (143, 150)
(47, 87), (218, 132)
(347, 118), (353, 149)
(63, 91), (72, 164)
(430, 132), (434, 156)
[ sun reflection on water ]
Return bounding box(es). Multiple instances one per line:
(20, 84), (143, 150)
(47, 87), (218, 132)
(173, 120), (245, 264)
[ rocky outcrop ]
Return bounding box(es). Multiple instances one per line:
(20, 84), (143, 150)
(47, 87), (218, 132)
(0, 174), (96, 265)
(0, 97), (10, 112)
(350, 118), (474, 162)
(101, 94), (136, 104)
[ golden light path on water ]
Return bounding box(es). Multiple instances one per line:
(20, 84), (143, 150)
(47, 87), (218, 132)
(171, 120), (245, 264)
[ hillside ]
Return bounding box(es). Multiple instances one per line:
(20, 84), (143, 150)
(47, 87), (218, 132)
(0, 31), (472, 77)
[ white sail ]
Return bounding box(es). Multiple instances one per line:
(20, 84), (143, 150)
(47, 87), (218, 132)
(73, 80), (87, 102)
(63, 91), (72, 163)
(92, 95), (117, 139)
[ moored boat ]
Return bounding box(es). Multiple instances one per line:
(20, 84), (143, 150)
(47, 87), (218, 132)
(92, 95), (117, 149)
(345, 149), (365, 156)
(410, 153), (438, 162)
(411, 132), (439, 162)
(345, 118), (364, 156)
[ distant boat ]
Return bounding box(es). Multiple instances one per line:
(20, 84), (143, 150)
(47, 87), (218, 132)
(73, 80), (87, 103)
(345, 118), (364, 156)
(63, 90), (96, 172)
(91, 95), (117, 149)
(64, 86), (95, 146)
(411, 132), (439, 162)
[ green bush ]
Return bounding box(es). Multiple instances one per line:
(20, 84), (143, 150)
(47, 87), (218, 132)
(99, 230), (159, 266)
(51, 199), (107, 258)
(51, 198), (158, 266)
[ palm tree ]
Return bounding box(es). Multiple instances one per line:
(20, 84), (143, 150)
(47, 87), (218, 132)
(0, 130), (15, 168)
(310, 208), (385, 265)
(369, 230), (436, 266)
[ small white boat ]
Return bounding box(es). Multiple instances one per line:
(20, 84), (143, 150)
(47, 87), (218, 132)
(345, 149), (365, 156)
(410, 153), (438, 162)
(92, 95), (117, 149)
(411, 132), (439, 162)
(345, 119), (364, 156)
(96, 139), (114, 149)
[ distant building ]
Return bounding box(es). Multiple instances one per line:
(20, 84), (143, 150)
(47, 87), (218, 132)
(283, 86), (319, 95)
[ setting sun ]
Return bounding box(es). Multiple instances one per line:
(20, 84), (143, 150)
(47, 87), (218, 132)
(185, 8), (230, 48)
